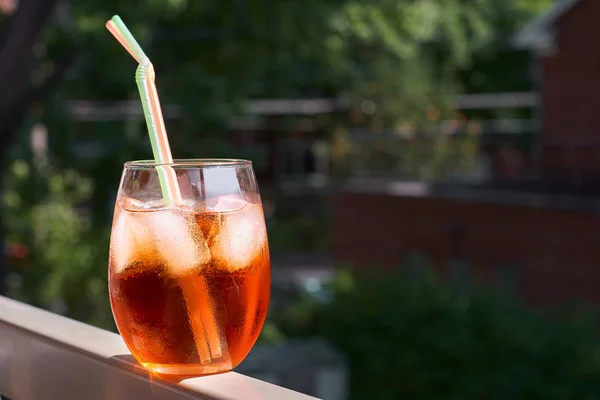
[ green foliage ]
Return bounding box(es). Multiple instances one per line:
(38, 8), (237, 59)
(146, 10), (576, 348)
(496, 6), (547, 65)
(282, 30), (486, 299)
(267, 215), (330, 254)
(273, 258), (600, 399)
(256, 320), (286, 345)
(331, 127), (480, 181)
(2, 157), (114, 329)
(26, 0), (554, 194)
(37, 0), (553, 125)
(2, 0), (560, 340)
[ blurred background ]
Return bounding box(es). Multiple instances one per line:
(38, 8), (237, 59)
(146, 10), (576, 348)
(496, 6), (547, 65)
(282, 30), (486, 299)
(4, 0), (600, 398)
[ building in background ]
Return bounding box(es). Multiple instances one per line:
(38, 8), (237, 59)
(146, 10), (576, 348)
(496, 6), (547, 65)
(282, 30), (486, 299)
(515, 0), (600, 183)
(334, 0), (600, 310)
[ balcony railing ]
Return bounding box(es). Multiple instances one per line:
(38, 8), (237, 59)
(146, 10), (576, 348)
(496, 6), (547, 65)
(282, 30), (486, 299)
(0, 296), (318, 400)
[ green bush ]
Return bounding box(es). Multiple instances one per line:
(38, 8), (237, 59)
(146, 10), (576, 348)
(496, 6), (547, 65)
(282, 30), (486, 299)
(3, 158), (114, 330)
(273, 258), (600, 400)
(267, 215), (330, 254)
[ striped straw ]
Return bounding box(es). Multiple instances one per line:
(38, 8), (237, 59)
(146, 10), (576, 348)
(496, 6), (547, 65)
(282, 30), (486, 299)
(106, 15), (182, 206)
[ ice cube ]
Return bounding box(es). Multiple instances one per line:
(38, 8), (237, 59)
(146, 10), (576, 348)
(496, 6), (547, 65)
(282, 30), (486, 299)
(178, 195), (245, 213)
(119, 196), (145, 211)
(110, 208), (210, 276)
(209, 195), (247, 212)
(150, 210), (211, 276)
(119, 196), (165, 211)
(110, 210), (154, 274)
(212, 201), (268, 271)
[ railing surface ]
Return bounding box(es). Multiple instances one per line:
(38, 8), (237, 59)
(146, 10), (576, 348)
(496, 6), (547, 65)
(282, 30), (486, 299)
(0, 296), (319, 400)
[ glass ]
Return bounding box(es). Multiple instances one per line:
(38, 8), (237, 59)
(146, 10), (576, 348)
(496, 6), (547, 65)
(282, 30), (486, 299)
(108, 159), (271, 375)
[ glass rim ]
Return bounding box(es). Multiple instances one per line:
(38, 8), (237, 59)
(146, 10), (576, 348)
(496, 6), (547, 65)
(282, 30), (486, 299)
(124, 159), (252, 169)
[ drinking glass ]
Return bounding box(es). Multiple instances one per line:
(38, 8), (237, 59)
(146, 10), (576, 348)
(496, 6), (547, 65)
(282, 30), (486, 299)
(108, 159), (271, 375)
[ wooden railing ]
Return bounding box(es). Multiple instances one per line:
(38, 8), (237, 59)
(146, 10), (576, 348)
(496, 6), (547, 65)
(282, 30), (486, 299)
(0, 296), (318, 400)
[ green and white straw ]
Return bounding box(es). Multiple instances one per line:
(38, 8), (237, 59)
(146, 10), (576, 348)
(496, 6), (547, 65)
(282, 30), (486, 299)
(106, 15), (182, 206)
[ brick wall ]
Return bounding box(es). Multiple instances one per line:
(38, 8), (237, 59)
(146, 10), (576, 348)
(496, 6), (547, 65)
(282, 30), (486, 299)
(333, 191), (600, 309)
(540, 0), (600, 180)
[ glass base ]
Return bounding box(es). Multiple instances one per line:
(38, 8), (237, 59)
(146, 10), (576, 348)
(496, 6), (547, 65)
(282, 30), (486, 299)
(141, 359), (234, 376)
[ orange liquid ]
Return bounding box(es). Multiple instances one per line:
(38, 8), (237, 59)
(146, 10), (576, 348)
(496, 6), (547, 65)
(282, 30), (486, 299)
(108, 207), (271, 375)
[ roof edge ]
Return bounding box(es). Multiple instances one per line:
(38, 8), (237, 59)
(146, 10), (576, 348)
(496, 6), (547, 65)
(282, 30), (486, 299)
(512, 0), (581, 50)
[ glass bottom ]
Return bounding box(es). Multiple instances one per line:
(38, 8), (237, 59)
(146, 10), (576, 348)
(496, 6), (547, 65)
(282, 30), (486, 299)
(142, 359), (234, 375)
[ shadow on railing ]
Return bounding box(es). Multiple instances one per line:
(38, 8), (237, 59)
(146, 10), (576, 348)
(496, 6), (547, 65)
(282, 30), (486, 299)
(0, 296), (318, 400)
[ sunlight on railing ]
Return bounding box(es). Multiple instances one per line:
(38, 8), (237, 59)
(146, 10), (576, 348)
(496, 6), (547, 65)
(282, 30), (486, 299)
(0, 296), (318, 400)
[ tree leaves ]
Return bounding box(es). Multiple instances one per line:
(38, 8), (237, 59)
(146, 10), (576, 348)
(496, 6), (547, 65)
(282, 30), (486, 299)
(274, 260), (600, 399)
